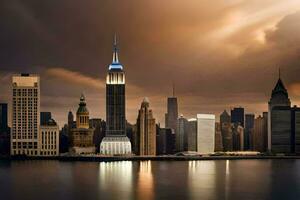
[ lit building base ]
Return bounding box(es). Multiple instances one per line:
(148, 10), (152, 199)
(100, 136), (132, 155)
(69, 147), (96, 155)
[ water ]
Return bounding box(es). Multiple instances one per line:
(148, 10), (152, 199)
(0, 159), (300, 200)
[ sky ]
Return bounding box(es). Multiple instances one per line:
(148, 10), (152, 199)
(1, 0), (300, 127)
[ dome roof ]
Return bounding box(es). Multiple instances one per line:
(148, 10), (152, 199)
(77, 94), (89, 114)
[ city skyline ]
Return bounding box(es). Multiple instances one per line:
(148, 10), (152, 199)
(1, 1), (300, 127)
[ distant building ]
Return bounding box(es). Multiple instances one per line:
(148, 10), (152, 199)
(231, 107), (245, 127)
(135, 98), (156, 156)
(268, 73), (291, 153)
(176, 115), (188, 152)
(89, 118), (106, 153)
(156, 127), (175, 155)
(100, 35), (131, 155)
(165, 85), (178, 134)
(0, 103), (10, 155)
(69, 94), (95, 154)
(215, 122), (223, 152)
(40, 112), (52, 126)
(197, 114), (215, 154)
(11, 74), (40, 156)
(40, 119), (59, 156)
(253, 115), (268, 152)
(220, 110), (232, 151)
(187, 118), (197, 152)
(245, 114), (255, 150)
(232, 124), (244, 151)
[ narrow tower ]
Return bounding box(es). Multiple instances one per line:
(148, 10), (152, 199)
(100, 34), (132, 155)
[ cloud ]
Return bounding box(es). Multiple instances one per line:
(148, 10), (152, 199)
(46, 67), (105, 90)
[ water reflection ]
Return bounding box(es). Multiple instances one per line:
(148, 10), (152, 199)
(137, 161), (154, 200)
(99, 161), (133, 200)
(188, 161), (217, 199)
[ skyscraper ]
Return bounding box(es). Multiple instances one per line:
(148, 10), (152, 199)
(176, 115), (188, 152)
(253, 115), (268, 152)
(232, 124), (244, 151)
(220, 110), (232, 151)
(197, 114), (215, 154)
(11, 74), (40, 156)
(165, 85), (178, 133)
(187, 118), (197, 152)
(135, 98), (156, 155)
(215, 122), (223, 152)
(100, 35), (131, 155)
(245, 114), (255, 150)
(231, 107), (245, 127)
(292, 106), (300, 153)
(268, 72), (291, 152)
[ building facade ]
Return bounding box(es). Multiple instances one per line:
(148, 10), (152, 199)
(268, 75), (291, 152)
(231, 107), (245, 127)
(215, 122), (223, 152)
(232, 124), (244, 151)
(156, 127), (175, 155)
(11, 74), (40, 156)
(100, 35), (131, 155)
(40, 112), (52, 126)
(197, 114), (215, 154)
(220, 110), (232, 151)
(187, 118), (197, 152)
(135, 98), (156, 156)
(253, 115), (268, 152)
(70, 94), (95, 154)
(40, 119), (59, 156)
(176, 115), (188, 152)
(245, 114), (255, 150)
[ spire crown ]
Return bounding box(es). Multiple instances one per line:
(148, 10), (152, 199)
(112, 33), (119, 64)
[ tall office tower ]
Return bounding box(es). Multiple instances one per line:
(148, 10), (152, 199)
(156, 127), (175, 155)
(215, 122), (223, 152)
(268, 72), (291, 152)
(292, 106), (300, 153)
(271, 106), (292, 153)
(231, 107), (245, 127)
(11, 74), (40, 156)
(0, 103), (8, 133)
(245, 114), (255, 150)
(70, 94), (95, 154)
(220, 110), (232, 151)
(253, 115), (268, 152)
(100, 35), (131, 155)
(187, 118), (197, 151)
(197, 114), (215, 154)
(40, 118), (59, 156)
(135, 98), (156, 155)
(165, 85), (178, 133)
(176, 115), (188, 152)
(40, 112), (52, 126)
(232, 124), (244, 151)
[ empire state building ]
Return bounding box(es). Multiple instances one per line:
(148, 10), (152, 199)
(100, 35), (132, 155)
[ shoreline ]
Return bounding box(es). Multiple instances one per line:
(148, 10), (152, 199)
(1, 155), (300, 162)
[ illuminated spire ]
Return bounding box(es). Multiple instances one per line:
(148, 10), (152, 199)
(112, 33), (119, 64)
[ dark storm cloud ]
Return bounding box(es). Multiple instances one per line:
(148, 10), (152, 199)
(1, 0), (300, 126)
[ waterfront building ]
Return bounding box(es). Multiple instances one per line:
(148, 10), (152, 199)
(292, 106), (300, 153)
(40, 118), (59, 156)
(0, 103), (8, 133)
(156, 127), (175, 155)
(245, 114), (255, 150)
(89, 118), (106, 153)
(187, 118), (197, 152)
(69, 94), (95, 154)
(231, 107), (244, 127)
(220, 110), (232, 151)
(11, 74), (40, 156)
(232, 124), (244, 151)
(268, 73), (291, 152)
(40, 112), (51, 126)
(135, 98), (156, 156)
(165, 85), (178, 134)
(176, 115), (188, 152)
(197, 114), (215, 154)
(215, 122), (223, 151)
(271, 106), (292, 153)
(100, 35), (132, 155)
(253, 115), (267, 152)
